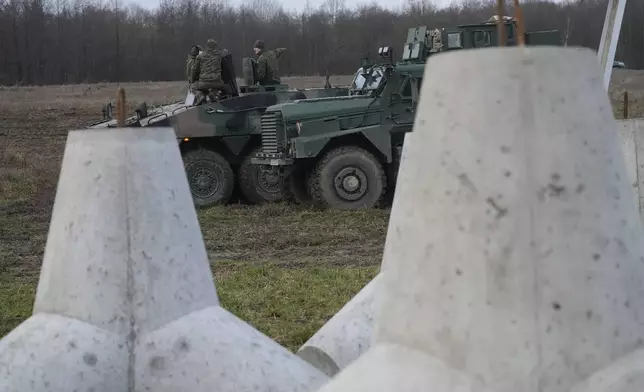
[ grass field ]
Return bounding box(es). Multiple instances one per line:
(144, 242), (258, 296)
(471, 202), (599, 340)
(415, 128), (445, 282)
(1, 70), (643, 352)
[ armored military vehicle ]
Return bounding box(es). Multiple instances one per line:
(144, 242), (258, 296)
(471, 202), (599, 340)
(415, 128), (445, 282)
(251, 19), (561, 210)
(89, 55), (349, 207)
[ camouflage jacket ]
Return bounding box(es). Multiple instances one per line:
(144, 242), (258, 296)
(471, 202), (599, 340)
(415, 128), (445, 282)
(186, 56), (197, 83)
(256, 48), (286, 85)
(192, 47), (229, 83)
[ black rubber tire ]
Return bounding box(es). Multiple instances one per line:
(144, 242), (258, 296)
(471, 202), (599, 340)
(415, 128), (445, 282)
(284, 166), (312, 205)
(308, 146), (387, 210)
(182, 148), (234, 208)
(237, 147), (286, 204)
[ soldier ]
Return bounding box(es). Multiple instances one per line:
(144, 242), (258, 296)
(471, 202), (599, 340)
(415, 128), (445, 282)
(191, 39), (229, 105)
(186, 45), (202, 84)
(253, 40), (286, 86)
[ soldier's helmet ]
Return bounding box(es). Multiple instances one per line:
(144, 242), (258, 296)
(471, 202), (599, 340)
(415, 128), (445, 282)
(189, 45), (201, 56)
(254, 40), (265, 50)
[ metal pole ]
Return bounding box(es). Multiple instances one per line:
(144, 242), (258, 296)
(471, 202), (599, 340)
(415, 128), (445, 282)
(513, 0), (525, 46)
(116, 87), (126, 128)
(497, 0), (506, 47)
(597, 0), (627, 91)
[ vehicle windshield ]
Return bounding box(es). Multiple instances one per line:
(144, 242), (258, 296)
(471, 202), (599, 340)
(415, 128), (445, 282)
(350, 66), (385, 92)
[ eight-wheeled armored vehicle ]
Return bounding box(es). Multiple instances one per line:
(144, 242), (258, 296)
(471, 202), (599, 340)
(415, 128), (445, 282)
(89, 55), (349, 207)
(251, 19), (562, 210)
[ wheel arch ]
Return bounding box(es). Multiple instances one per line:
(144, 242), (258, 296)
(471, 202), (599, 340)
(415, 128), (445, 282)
(179, 135), (261, 166)
(312, 132), (389, 168)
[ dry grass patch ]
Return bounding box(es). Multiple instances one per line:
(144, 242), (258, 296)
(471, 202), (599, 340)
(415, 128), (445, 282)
(0, 147), (55, 202)
(610, 93), (644, 119)
(199, 203), (388, 266)
(0, 76), (354, 112)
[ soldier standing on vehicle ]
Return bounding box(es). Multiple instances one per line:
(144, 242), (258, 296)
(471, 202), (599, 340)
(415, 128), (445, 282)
(253, 40), (286, 86)
(186, 45), (201, 84)
(191, 39), (229, 105)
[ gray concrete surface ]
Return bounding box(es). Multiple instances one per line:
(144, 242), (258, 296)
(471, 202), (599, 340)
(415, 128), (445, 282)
(616, 118), (644, 220)
(318, 46), (644, 391)
(297, 118), (644, 384)
(0, 128), (328, 392)
(297, 273), (382, 377)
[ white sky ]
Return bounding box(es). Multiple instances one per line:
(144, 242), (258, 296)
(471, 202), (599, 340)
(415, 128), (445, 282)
(127, 0), (462, 13)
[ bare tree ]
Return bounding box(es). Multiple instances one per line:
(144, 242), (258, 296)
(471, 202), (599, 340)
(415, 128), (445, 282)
(323, 0), (345, 23)
(0, 0), (642, 85)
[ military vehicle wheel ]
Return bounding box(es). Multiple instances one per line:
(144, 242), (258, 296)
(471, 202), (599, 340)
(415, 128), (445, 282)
(238, 148), (285, 204)
(284, 167), (312, 205)
(183, 148), (234, 207)
(308, 146), (387, 210)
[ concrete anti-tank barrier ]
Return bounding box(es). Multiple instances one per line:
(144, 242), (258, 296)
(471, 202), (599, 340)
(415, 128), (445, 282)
(0, 128), (328, 392)
(316, 46), (644, 391)
(296, 90), (644, 388)
(294, 120), (644, 382)
(296, 273), (382, 377)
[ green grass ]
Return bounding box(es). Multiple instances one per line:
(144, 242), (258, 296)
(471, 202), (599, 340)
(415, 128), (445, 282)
(0, 278), (37, 338)
(0, 263), (378, 351)
(215, 261), (377, 350)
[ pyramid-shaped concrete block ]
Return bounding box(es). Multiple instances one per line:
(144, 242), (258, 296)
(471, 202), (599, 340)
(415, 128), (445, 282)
(0, 128), (328, 392)
(0, 313), (128, 391)
(33, 129), (218, 336)
(318, 46), (644, 391)
(297, 273), (381, 376)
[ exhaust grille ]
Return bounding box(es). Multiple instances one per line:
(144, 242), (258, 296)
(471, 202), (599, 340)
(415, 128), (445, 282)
(260, 111), (283, 154)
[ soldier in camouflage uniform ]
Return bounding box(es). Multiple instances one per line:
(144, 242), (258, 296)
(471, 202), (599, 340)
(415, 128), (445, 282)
(186, 45), (202, 84)
(253, 40), (287, 86)
(191, 39), (229, 105)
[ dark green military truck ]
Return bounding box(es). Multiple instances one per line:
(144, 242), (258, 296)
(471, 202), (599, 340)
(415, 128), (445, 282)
(90, 56), (348, 207)
(251, 19), (561, 210)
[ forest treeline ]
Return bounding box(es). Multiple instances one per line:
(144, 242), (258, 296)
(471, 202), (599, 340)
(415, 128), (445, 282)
(0, 0), (642, 85)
